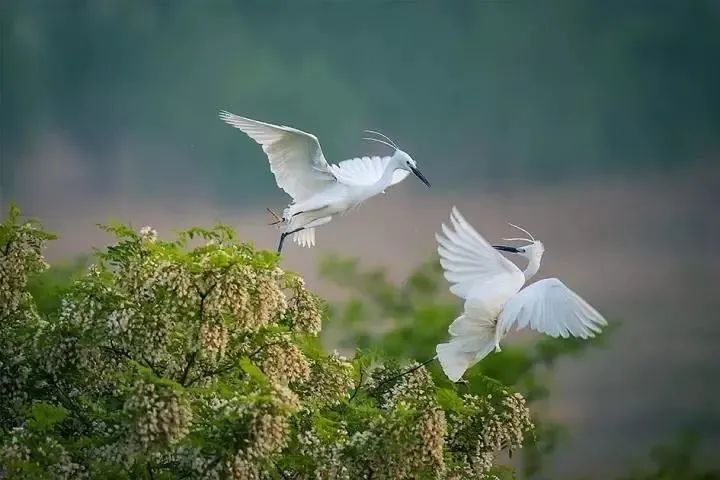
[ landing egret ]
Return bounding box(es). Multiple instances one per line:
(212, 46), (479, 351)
(435, 207), (607, 382)
(219, 111), (431, 253)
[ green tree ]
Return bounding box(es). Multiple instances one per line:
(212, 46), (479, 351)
(0, 207), (533, 479)
(320, 254), (615, 478)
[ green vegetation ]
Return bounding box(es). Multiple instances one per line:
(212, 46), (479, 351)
(320, 255), (614, 477)
(319, 255), (719, 480)
(0, 207), (533, 479)
(2, 205), (717, 479)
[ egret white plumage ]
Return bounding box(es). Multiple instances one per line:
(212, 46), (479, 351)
(219, 111), (431, 253)
(435, 207), (607, 382)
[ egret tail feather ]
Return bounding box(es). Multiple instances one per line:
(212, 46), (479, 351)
(437, 314), (496, 382)
(293, 228), (316, 248)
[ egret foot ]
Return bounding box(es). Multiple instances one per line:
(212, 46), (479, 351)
(266, 208), (283, 226)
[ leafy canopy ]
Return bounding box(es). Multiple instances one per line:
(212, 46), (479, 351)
(0, 206), (533, 479)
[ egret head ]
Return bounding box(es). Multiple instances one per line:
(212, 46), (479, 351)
(492, 223), (544, 263)
(392, 149), (431, 188)
(363, 130), (431, 188)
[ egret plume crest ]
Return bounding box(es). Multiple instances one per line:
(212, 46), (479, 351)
(362, 129), (399, 150)
(503, 222), (536, 244)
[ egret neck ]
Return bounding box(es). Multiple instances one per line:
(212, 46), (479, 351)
(363, 155), (402, 198)
(522, 249), (542, 281)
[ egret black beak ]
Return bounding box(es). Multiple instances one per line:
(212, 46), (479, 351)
(493, 245), (521, 253)
(410, 166), (431, 188)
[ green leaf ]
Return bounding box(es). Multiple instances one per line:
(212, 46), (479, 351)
(28, 403), (68, 431)
(239, 357), (269, 386)
(435, 388), (470, 414)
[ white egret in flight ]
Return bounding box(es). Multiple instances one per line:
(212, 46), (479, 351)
(435, 207), (607, 382)
(219, 111), (431, 253)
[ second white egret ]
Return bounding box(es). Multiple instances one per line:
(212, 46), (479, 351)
(435, 207), (608, 382)
(219, 111), (431, 253)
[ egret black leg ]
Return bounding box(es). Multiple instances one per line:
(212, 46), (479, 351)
(277, 227), (305, 254)
(277, 233), (288, 253)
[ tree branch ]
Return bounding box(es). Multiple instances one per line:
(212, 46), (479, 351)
(180, 283), (215, 386)
(348, 368), (365, 402)
(370, 357), (436, 394)
(185, 361), (238, 387)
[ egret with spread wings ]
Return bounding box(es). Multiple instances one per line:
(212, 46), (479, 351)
(219, 111), (431, 253)
(435, 207), (607, 381)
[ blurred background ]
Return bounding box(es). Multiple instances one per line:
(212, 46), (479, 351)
(2, 1), (719, 478)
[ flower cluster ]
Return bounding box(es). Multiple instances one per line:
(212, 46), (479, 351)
(225, 411), (291, 480)
(0, 213), (50, 318)
(285, 275), (323, 335)
(139, 225), (158, 243)
(0, 427), (86, 479)
(296, 351), (354, 407)
(253, 267), (288, 328)
(260, 340), (311, 385)
(291, 363), (449, 480)
(199, 382), (300, 479)
(446, 390), (534, 476)
(377, 363), (436, 408)
(418, 407), (447, 470)
(358, 366), (448, 479)
(296, 424), (351, 480)
(123, 379), (192, 449)
(200, 322), (229, 360)
(0, 209), (54, 427)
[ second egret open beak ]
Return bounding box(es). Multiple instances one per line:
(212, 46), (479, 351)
(410, 166), (431, 188)
(493, 245), (522, 253)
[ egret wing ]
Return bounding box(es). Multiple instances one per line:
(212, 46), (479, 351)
(219, 111), (336, 201)
(496, 278), (608, 339)
(329, 156), (409, 187)
(436, 207), (524, 299)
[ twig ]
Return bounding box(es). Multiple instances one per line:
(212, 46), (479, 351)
(248, 340), (278, 360)
(180, 285), (215, 386)
(103, 343), (163, 378)
(348, 368), (365, 402)
(185, 361), (239, 387)
(271, 459), (291, 480)
(371, 357), (436, 394)
(202, 457), (223, 478)
(179, 351), (197, 386)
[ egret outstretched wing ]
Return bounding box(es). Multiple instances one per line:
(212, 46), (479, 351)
(496, 278), (607, 339)
(219, 111), (336, 201)
(329, 155), (410, 187)
(436, 207), (524, 299)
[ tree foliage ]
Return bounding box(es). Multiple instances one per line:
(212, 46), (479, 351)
(319, 254), (614, 478)
(319, 256), (720, 480)
(0, 207), (534, 479)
